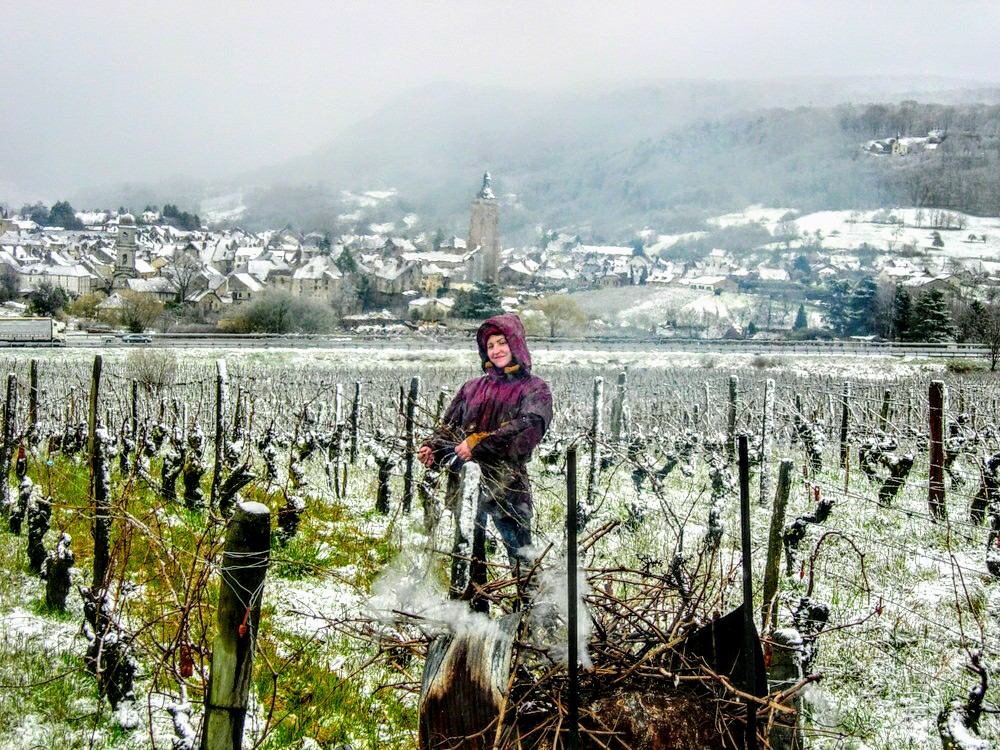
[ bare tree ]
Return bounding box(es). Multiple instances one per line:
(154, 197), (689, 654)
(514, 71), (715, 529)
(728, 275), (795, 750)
(164, 248), (203, 304)
(980, 302), (1000, 371)
(528, 294), (588, 338)
(117, 290), (165, 333)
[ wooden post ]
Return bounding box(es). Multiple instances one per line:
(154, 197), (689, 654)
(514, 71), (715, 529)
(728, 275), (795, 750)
(585, 376), (604, 517)
(878, 389), (892, 433)
(334, 383), (345, 496)
(131, 378), (140, 445)
(928, 380), (947, 521)
(449, 463), (487, 613)
(0, 373), (16, 516)
(201, 502), (271, 750)
(91, 426), (112, 589)
(210, 360), (228, 511)
(609, 370), (629, 451)
(88, 355), (102, 474)
(737, 434), (758, 750)
(761, 460), (794, 629)
(566, 446), (579, 750)
(727, 376), (738, 463)
(349, 381), (361, 464)
(28, 359), (38, 441)
(403, 376), (419, 514)
(839, 381), (851, 468)
(758, 378), (775, 505)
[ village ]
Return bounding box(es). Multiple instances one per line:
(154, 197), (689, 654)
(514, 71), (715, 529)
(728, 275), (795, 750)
(2, 173), (1000, 341)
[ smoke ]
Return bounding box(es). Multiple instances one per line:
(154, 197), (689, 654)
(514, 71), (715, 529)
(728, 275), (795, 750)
(366, 547), (490, 637)
(527, 561), (594, 670)
(367, 546), (595, 671)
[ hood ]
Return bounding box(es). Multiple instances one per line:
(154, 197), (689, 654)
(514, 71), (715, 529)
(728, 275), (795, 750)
(476, 313), (532, 374)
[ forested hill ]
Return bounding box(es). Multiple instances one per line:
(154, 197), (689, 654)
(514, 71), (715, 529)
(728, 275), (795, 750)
(79, 79), (1000, 241)
(243, 83), (1000, 242)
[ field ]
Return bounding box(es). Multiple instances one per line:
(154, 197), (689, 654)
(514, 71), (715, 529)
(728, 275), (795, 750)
(0, 344), (997, 749)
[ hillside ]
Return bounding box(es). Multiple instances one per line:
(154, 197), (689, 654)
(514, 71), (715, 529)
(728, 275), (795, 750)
(71, 77), (1000, 243)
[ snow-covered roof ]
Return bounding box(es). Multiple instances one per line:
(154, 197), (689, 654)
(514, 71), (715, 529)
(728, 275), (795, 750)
(408, 296), (454, 310)
(230, 272), (264, 292)
(757, 266), (790, 281)
(125, 277), (175, 294)
(402, 251), (467, 265)
(574, 244), (633, 257)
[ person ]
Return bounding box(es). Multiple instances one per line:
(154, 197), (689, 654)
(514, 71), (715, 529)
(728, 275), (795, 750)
(418, 313), (552, 569)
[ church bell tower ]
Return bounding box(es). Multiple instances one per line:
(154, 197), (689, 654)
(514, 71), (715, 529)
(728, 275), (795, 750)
(467, 172), (500, 284)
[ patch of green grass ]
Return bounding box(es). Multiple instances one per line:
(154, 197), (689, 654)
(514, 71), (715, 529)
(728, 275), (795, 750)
(253, 632), (416, 749)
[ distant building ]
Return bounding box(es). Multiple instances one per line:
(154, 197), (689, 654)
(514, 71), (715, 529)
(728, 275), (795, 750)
(467, 172), (500, 284)
(113, 213), (138, 283)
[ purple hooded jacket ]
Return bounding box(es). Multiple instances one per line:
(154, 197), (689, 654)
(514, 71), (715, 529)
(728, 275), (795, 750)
(422, 314), (553, 519)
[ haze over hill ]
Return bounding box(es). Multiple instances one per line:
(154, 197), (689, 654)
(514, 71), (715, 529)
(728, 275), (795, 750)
(65, 76), (1000, 244)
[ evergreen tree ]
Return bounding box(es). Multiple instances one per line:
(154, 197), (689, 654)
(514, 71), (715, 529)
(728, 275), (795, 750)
(847, 276), (880, 336)
(891, 287), (912, 341)
(453, 281), (503, 319)
(28, 282), (70, 316)
(355, 276), (376, 312)
(793, 303), (808, 330)
(20, 202), (49, 225)
(910, 289), (956, 342)
(335, 247), (358, 275)
(48, 201), (84, 230)
(823, 279), (852, 336)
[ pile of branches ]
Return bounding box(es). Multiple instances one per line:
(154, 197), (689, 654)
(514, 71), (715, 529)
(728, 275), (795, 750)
(352, 524), (806, 749)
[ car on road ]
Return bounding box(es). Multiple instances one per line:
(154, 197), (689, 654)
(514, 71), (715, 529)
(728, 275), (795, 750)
(121, 333), (152, 344)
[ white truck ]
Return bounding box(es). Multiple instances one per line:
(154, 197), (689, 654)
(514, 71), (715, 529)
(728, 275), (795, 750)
(0, 317), (64, 345)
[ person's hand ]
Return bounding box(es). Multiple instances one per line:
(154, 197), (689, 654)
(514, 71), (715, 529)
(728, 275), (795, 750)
(417, 445), (434, 467)
(454, 439), (473, 461)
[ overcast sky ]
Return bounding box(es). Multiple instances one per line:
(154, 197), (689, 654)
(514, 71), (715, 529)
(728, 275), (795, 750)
(4, 0), (999, 204)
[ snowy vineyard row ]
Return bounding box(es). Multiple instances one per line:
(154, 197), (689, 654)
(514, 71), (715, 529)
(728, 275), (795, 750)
(0, 350), (997, 749)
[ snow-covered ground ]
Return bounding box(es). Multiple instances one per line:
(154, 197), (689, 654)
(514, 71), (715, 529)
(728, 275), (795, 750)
(712, 204), (1000, 264)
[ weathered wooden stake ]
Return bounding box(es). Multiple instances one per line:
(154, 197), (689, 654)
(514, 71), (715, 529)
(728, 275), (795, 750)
(839, 381), (851, 468)
(87, 355), (102, 477)
(209, 360), (229, 511)
(761, 460), (794, 629)
(737, 434), (758, 750)
(928, 380), (947, 521)
(566, 446), (579, 750)
(403, 376), (420, 514)
(758, 378), (775, 505)
(727, 376), (739, 462)
(334, 383), (345, 496)
(28, 359), (38, 441)
(609, 370), (629, 450)
(91, 419), (112, 589)
(201, 502), (271, 750)
(349, 381), (361, 464)
(878, 389), (892, 433)
(0, 373), (16, 516)
(585, 377), (604, 517)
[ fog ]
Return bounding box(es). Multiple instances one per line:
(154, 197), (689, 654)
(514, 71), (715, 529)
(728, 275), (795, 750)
(3, 0), (999, 204)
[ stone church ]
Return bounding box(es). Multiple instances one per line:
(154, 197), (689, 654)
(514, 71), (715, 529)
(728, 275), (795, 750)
(467, 172), (500, 284)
